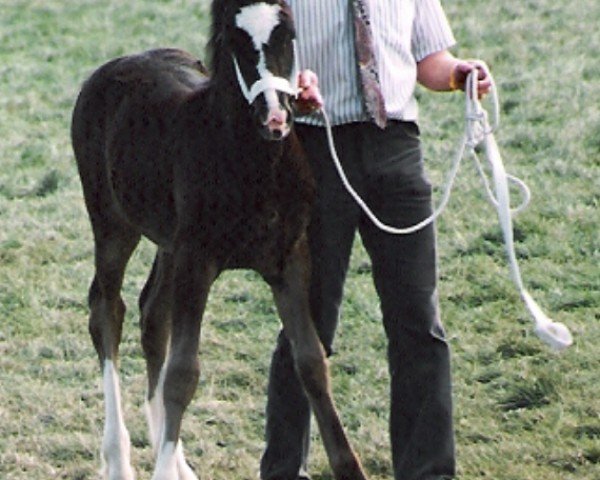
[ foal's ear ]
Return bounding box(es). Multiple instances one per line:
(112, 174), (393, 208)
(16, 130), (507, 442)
(210, 0), (236, 29)
(207, 0), (235, 70)
(210, 0), (227, 23)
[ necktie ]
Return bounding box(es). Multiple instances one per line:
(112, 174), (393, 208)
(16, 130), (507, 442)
(351, 0), (387, 129)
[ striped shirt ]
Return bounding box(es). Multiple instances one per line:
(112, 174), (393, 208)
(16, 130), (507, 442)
(289, 0), (456, 125)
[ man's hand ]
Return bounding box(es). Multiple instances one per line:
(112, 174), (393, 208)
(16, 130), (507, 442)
(417, 50), (492, 99)
(294, 69), (324, 116)
(450, 60), (493, 98)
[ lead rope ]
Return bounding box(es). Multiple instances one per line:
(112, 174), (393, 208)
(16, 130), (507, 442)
(318, 64), (573, 351)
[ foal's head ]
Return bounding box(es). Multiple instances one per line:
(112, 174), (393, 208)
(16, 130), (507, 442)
(209, 0), (298, 141)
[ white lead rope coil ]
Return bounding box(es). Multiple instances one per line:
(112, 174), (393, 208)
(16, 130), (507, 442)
(320, 64), (573, 351)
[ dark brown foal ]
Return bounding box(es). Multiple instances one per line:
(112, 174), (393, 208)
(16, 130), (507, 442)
(71, 1), (367, 479)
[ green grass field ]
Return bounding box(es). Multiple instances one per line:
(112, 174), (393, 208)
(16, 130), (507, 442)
(0, 0), (598, 479)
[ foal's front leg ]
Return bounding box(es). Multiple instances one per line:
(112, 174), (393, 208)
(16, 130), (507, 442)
(269, 244), (367, 480)
(151, 245), (217, 480)
(138, 250), (197, 479)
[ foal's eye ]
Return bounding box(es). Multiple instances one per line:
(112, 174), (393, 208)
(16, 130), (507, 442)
(269, 24), (293, 52)
(233, 32), (259, 66)
(233, 29), (257, 54)
(263, 27), (294, 74)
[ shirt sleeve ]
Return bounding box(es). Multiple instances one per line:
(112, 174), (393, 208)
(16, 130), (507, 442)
(411, 0), (457, 62)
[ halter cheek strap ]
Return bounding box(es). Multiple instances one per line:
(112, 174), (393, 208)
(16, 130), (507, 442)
(232, 41), (300, 105)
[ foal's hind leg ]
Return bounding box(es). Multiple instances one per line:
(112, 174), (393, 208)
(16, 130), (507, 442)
(269, 243), (367, 480)
(88, 228), (140, 480)
(140, 249), (198, 480)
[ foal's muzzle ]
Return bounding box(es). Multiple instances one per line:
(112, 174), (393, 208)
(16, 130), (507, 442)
(254, 91), (294, 141)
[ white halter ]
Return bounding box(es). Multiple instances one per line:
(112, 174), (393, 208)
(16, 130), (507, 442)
(232, 40), (300, 104)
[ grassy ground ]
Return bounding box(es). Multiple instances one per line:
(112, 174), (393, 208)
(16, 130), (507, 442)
(0, 0), (598, 479)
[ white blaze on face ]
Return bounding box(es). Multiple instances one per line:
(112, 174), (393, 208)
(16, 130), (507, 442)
(235, 3), (283, 113)
(235, 3), (281, 51)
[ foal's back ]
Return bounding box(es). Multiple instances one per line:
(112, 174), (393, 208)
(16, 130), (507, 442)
(71, 49), (210, 246)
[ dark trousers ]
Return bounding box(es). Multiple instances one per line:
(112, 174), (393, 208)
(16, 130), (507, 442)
(261, 121), (455, 480)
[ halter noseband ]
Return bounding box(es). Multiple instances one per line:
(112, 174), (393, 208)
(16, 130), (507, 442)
(232, 40), (300, 105)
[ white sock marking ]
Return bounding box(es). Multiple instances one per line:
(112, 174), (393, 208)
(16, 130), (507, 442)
(176, 440), (199, 480)
(152, 439), (199, 480)
(147, 361), (198, 479)
(145, 364), (167, 454)
(102, 360), (135, 480)
(152, 440), (178, 480)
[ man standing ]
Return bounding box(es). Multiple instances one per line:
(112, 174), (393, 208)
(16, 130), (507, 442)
(262, 1), (491, 479)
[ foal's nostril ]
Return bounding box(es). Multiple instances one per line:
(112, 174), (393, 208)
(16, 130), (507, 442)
(271, 129), (283, 140)
(264, 109), (288, 128)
